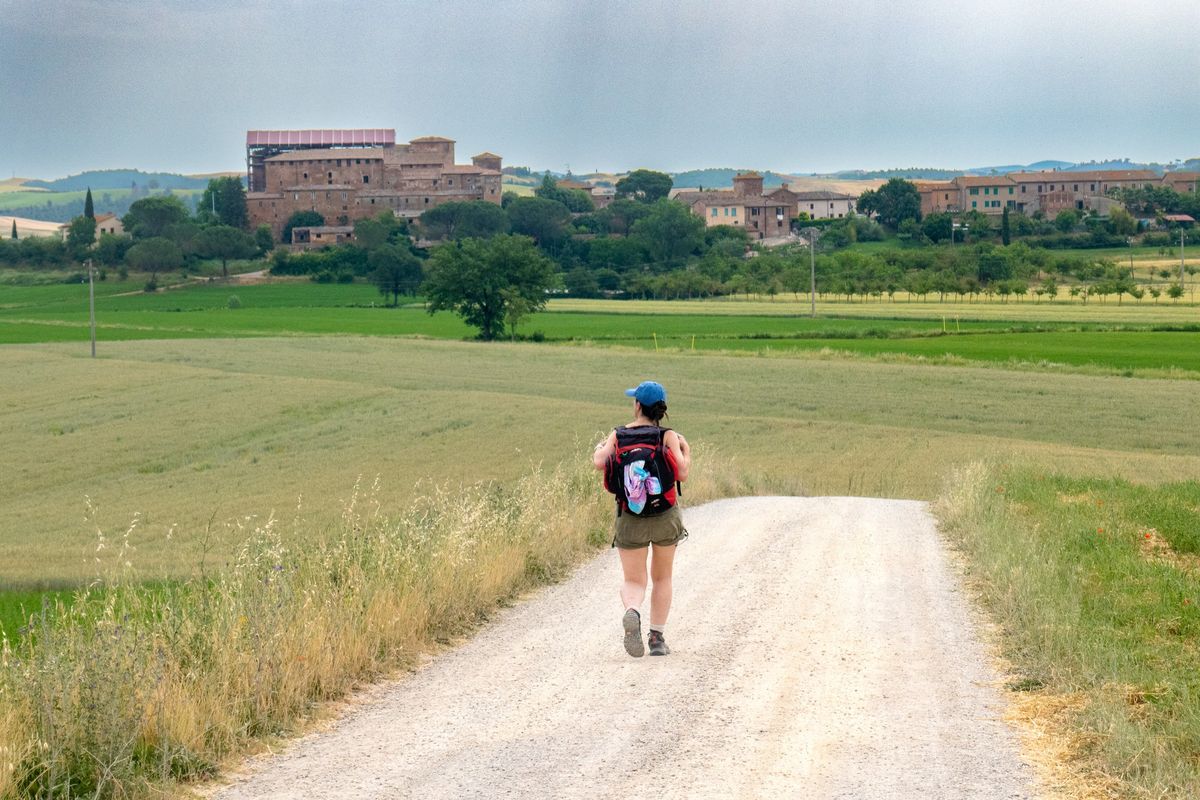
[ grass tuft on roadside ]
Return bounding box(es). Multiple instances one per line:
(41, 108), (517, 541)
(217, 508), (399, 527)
(0, 447), (782, 799)
(936, 462), (1200, 798)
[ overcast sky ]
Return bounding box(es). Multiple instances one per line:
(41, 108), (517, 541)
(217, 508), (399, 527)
(2, 0), (1198, 179)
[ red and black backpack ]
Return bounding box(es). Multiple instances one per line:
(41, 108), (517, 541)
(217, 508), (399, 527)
(603, 425), (680, 517)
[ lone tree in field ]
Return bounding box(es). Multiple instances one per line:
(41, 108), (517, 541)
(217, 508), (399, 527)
(369, 244), (423, 306)
(423, 234), (558, 340)
(84, 187), (95, 220)
(196, 225), (257, 278)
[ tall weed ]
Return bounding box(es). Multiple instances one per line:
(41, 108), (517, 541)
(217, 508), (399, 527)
(0, 447), (778, 799)
(936, 462), (1200, 798)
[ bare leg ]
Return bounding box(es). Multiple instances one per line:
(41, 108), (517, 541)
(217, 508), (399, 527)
(618, 546), (649, 611)
(649, 543), (676, 627)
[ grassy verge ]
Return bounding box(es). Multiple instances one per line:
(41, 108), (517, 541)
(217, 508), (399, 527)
(936, 463), (1200, 797)
(0, 449), (781, 799)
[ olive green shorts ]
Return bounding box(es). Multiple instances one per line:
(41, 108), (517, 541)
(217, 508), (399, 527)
(613, 505), (687, 549)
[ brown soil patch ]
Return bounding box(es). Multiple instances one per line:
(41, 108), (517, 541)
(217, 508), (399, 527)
(1137, 527), (1200, 573)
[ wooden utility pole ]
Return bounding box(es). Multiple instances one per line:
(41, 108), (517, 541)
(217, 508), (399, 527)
(1181, 228), (1186, 290)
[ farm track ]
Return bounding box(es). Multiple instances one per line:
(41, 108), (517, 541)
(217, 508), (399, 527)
(210, 497), (1039, 800)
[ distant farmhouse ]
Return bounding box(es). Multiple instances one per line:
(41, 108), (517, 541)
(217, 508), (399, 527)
(915, 170), (1200, 219)
(245, 129), (503, 240)
(674, 172), (856, 241)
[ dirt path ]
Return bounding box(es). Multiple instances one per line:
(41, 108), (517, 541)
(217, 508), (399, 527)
(211, 497), (1039, 799)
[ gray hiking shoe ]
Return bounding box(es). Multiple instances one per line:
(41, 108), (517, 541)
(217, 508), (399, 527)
(648, 629), (670, 656)
(622, 608), (644, 657)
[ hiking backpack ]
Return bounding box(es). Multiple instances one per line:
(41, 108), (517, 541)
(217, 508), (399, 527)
(603, 425), (680, 516)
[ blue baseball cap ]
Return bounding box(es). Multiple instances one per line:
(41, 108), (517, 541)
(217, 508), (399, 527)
(625, 381), (667, 405)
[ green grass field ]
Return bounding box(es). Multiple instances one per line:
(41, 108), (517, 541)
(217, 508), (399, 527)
(4, 278), (1200, 797)
(5, 335), (1200, 590)
(0, 187), (203, 212)
(5, 281), (1200, 375)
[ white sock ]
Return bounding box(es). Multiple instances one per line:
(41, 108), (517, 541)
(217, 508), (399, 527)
(649, 623), (665, 634)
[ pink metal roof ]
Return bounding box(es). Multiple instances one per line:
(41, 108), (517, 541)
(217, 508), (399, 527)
(246, 129), (395, 147)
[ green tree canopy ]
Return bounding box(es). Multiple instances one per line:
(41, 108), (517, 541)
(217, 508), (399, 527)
(95, 233), (133, 266)
(254, 224), (274, 254)
(615, 169), (673, 203)
(122, 195), (190, 239)
(423, 234), (558, 340)
(629, 199), (705, 266)
(534, 175), (595, 212)
(854, 178), (921, 230)
(125, 236), (183, 276)
(353, 217), (390, 251)
(199, 176), (249, 229)
(282, 210), (325, 244)
(597, 198), (651, 236)
(420, 201), (511, 241)
(369, 244), (423, 306)
(1055, 209), (1080, 232)
(84, 187), (94, 220)
(921, 212), (952, 243)
(1108, 207), (1137, 237)
(65, 215), (97, 257)
(505, 197), (572, 248)
(196, 225), (257, 277)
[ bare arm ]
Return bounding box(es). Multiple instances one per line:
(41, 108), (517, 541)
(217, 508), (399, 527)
(664, 430), (691, 482)
(592, 430), (616, 471)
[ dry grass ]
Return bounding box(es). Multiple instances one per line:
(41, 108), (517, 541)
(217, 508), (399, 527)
(0, 461), (608, 797)
(1004, 690), (1123, 800)
(6, 336), (1200, 586)
(937, 462), (1200, 798)
(0, 442), (778, 799)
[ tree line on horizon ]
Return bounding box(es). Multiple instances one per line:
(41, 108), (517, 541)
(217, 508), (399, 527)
(3, 170), (1199, 339)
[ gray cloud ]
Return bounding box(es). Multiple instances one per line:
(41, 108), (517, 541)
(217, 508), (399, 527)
(2, 0), (1197, 178)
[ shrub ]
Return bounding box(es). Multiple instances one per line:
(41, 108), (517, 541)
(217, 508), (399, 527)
(143, 278), (158, 292)
(226, 295), (242, 309)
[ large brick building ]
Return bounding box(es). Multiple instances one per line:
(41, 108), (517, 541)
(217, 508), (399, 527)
(675, 172), (855, 239)
(915, 170), (1193, 219)
(245, 129), (503, 240)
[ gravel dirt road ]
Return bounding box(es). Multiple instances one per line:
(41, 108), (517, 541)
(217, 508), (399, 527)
(211, 496), (1040, 799)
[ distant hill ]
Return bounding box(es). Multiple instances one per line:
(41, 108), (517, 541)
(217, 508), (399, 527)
(829, 168), (962, 180)
(670, 169), (795, 190)
(24, 169), (213, 192)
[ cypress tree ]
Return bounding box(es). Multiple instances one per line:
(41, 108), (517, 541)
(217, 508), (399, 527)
(84, 187), (95, 219)
(10, 219), (16, 240)
(1001, 206), (1011, 246)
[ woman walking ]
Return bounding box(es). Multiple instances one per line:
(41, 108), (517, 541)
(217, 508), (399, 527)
(593, 380), (691, 657)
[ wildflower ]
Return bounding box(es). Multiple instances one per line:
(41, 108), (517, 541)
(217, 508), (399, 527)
(1144, 532), (1152, 540)
(1097, 528), (1104, 534)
